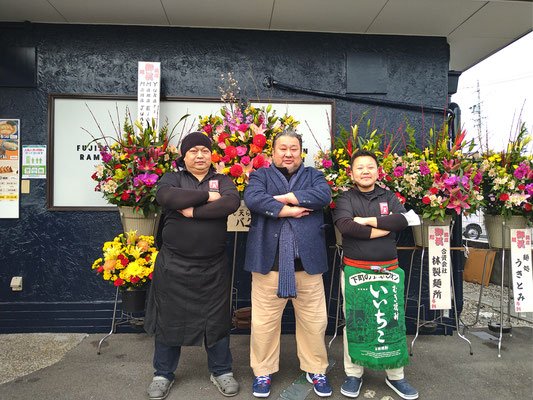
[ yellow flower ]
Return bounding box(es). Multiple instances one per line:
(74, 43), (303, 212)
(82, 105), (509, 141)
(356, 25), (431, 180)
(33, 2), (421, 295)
(237, 185), (245, 191)
(237, 177), (244, 184)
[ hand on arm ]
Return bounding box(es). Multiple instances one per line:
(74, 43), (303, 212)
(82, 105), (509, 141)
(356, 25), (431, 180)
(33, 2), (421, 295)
(273, 192), (299, 205)
(277, 205), (312, 218)
(177, 207), (194, 218)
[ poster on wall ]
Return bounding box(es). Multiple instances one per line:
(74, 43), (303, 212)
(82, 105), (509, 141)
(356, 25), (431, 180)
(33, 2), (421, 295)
(48, 94), (334, 210)
(22, 145), (46, 178)
(137, 61), (161, 131)
(0, 119), (20, 219)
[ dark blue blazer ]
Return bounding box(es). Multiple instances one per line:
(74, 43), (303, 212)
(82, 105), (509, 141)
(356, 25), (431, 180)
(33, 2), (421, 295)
(243, 165), (331, 275)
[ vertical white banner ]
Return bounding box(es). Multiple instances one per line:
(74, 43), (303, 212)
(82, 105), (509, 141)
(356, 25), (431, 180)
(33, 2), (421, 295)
(137, 61), (161, 131)
(510, 228), (533, 313)
(428, 225), (452, 310)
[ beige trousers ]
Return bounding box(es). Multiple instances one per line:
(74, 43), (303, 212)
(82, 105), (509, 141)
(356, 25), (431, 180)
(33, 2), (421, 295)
(250, 271), (329, 376)
(341, 270), (404, 380)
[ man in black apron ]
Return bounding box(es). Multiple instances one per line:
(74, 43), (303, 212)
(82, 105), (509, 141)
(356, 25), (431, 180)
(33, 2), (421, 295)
(144, 131), (240, 399)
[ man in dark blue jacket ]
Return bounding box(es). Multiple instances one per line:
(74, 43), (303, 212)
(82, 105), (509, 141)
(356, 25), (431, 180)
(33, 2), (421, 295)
(244, 130), (332, 398)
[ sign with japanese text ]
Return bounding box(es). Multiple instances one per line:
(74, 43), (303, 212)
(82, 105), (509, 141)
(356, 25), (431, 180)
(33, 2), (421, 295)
(22, 145), (46, 178)
(0, 119), (20, 218)
(428, 225), (452, 310)
(227, 203), (251, 232)
(510, 228), (533, 313)
(137, 61), (161, 131)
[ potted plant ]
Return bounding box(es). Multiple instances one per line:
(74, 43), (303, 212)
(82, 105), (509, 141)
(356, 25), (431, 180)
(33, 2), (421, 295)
(379, 122), (484, 247)
(91, 230), (158, 312)
(479, 123), (533, 248)
(197, 74), (300, 198)
(89, 113), (183, 235)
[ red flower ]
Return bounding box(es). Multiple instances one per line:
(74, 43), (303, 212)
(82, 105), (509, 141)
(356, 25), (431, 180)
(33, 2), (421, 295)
(114, 278), (124, 287)
(518, 184), (526, 191)
(327, 181), (334, 186)
(120, 257), (129, 266)
(429, 187), (439, 194)
(130, 276), (140, 283)
(121, 192), (130, 201)
(499, 193), (510, 201)
(395, 192), (406, 204)
(155, 168), (163, 175)
(385, 176), (393, 182)
(250, 144), (262, 154)
(220, 155), (230, 163)
(253, 134), (266, 147)
(91, 172), (97, 179)
(422, 196), (431, 205)
(238, 123), (249, 132)
(97, 266), (104, 273)
(524, 203), (532, 211)
(230, 164), (243, 177)
(253, 155), (265, 169)
(225, 145), (238, 159)
(114, 165), (123, 170)
(203, 124), (213, 134)
(329, 201), (336, 209)
(149, 272), (153, 280)
(211, 153), (221, 163)
(218, 132), (230, 144)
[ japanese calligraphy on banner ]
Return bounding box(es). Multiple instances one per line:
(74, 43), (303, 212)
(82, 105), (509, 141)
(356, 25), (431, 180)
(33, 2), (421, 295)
(510, 228), (533, 313)
(0, 119), (20, 218)
(428, 225), (452, 310)
(137, 61), (161, 131)
(227, 203), (251, 232)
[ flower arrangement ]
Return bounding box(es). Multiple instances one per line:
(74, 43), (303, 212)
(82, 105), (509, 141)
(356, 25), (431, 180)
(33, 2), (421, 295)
(479, 123), (533, 220)
(314, 112), (392, 209)
(91, 231), (157, 290)
(197, 74), (299, 196)
(379, 122), (484, 221)
(89, 114), (181, 216)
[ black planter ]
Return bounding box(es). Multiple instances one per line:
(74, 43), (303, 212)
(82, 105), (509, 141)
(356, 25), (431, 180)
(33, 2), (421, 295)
(121, 289), (147, 313)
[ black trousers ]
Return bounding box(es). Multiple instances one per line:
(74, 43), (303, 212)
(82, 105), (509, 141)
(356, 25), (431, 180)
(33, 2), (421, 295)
(153, 334), (233, 381)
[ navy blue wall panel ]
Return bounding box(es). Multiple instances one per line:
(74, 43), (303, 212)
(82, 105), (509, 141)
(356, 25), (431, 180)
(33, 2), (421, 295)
(0, 23), (451, 333)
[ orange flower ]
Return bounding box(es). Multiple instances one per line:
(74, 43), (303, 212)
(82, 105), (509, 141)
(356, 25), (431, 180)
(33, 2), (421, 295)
(137, 240), (149, 252)
(250, 144), (262, 154)
(103, 259), (116, 272)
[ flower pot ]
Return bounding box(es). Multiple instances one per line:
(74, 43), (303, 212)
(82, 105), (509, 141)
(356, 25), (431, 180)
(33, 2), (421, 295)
(485, 214), (528, 249)
(121, 289), (147, 313)
(118, 206), (161, 237)
(412, 214), (453, 247)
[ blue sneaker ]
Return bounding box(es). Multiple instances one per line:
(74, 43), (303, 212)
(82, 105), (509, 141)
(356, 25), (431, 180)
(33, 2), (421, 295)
(252, 375), (272, 398)
(306, 372), (332, 397)
(385, 377), (419, 399)
(340, 376), (362, 398)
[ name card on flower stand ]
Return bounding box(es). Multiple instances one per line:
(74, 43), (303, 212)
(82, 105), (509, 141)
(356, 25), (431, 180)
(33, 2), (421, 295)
(137, 61), (161, 131)
(510, 228), (533, 313)
(428, 225), (452, 310)
(227, 204), (251, 232)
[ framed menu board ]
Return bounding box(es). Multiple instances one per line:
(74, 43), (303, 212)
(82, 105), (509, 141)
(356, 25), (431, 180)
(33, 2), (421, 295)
(0, 119), (20, 218)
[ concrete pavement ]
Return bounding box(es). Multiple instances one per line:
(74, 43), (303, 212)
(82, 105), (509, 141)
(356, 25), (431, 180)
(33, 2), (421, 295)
(0, 328), (532, 400)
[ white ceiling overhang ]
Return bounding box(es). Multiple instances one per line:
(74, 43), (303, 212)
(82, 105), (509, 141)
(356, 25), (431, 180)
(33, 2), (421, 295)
(1, 0), (532, 71)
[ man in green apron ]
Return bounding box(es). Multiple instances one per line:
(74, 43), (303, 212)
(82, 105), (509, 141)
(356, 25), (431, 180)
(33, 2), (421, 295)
(333, 150), (418, 400)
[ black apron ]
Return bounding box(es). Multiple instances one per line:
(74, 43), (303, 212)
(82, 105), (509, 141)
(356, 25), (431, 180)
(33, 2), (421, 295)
(144, 245), (232, 347)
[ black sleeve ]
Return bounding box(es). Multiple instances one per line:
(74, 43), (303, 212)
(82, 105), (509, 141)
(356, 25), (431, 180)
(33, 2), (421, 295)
(193, 176), (240, 219)
(335, 217), (372, 239)
(155, 173), (209, 210)
(376, 213), (408, 232)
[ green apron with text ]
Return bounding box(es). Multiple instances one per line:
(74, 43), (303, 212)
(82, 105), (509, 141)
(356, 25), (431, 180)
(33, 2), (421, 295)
(344, 264), (410, 370)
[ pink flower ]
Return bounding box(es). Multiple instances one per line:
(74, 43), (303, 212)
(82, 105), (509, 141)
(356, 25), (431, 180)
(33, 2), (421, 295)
(134, 172), (159, 187)
(203, 124), (213, 134)
(215, 125), (225, 134)
(473, 172), (482, 185)
(238, 123), (249, 132)
(393, 166), (405, 177)
(419, 162), (430, 176)
(137, 156), (157, 171)
(240, 156), (251, 165)
(220, 156), (230, 163)
(322, 159), (333, 168)
(236, 146), (247, 156)
(514, 163), (528, 179)
(447, 191), (470, 214)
